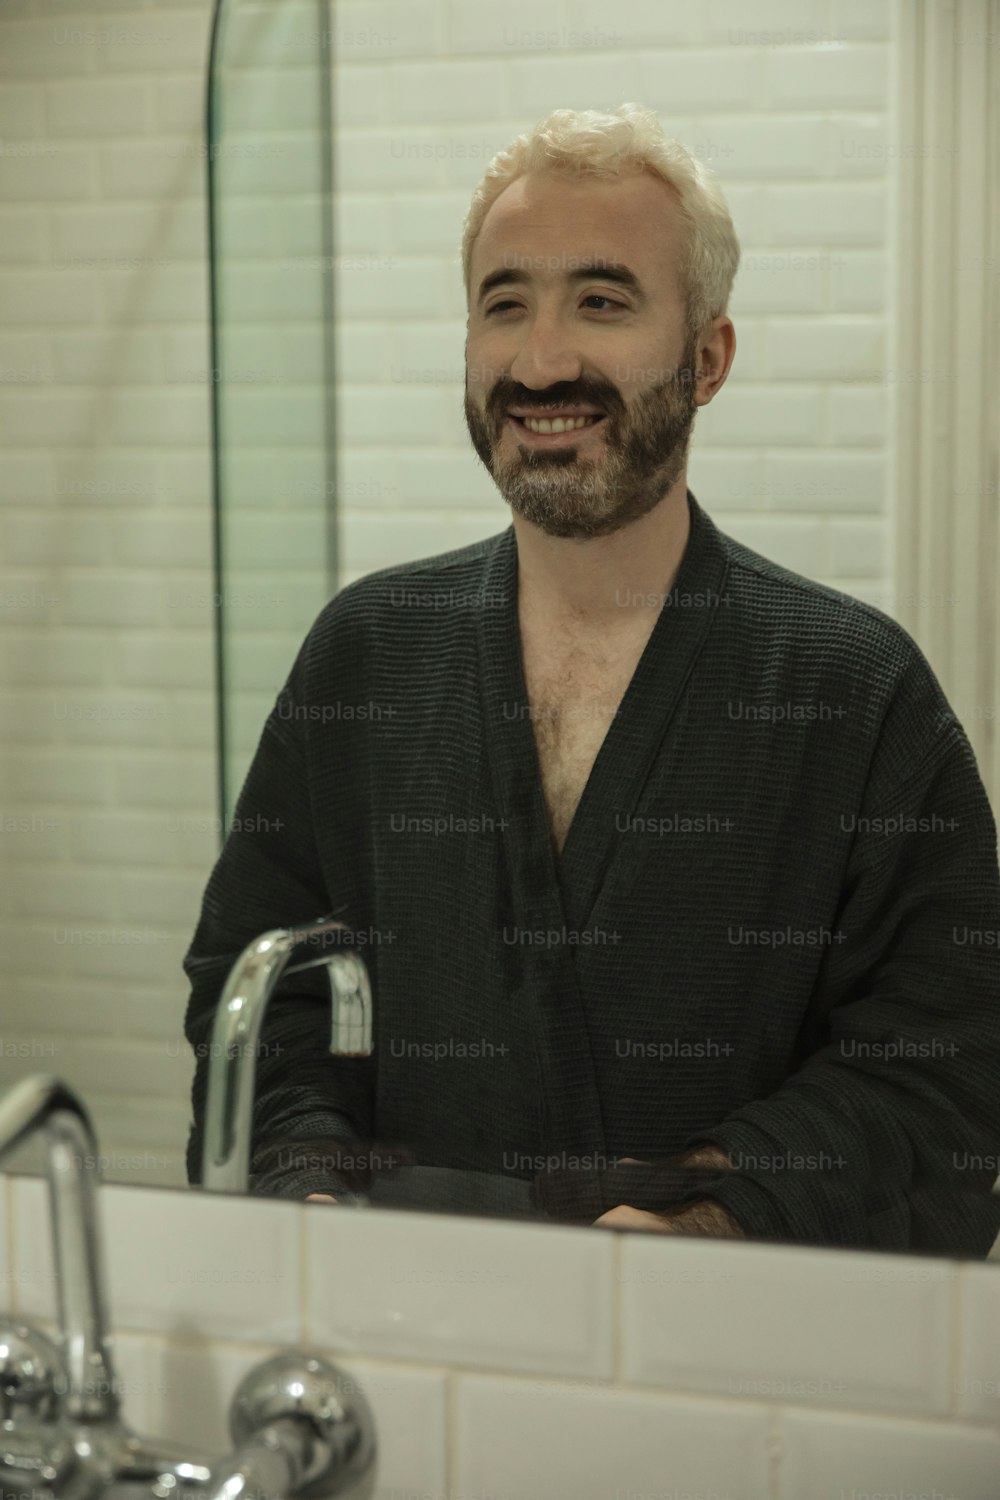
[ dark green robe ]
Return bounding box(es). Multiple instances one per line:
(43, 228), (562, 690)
(183, 491), (1000, 1255)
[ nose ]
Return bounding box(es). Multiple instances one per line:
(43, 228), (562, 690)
(508, 312), (585, 393)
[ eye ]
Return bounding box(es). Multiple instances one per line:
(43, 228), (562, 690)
(484, 295), (626, 316)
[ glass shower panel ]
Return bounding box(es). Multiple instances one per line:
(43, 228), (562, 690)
(206, 0), (336, 825)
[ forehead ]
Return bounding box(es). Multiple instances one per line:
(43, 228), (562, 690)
(471, 168), (684, 284)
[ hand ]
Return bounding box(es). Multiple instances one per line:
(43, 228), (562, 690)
(592, 1198), (745, 1237)
(592, 1146), (744, 1236)
(304, 1193), (340, 1204)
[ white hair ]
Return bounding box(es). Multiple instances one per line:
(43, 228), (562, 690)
(462, 102), (741, 335)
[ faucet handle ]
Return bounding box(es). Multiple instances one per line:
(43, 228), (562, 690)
(225, 1351), (375, 1499)
(0, 1323), (66, 1423)
(0, 1323), (85, 1500)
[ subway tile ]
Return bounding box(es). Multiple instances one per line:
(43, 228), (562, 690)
(305, 1206), (615, 1380)
(829, 386), (888, 446)
(764, 45), (888, 110)
(386, 61), (505, 124)
(955, 1262), (1000, 1423)
(92, 15), (210, 75)
(336, 321), (395, 381)
(688, 450), (766, 510)
(696, 385), (825, 446)
(145, 1337), (447, 1500)
(760, 452), (885, 512)
(696, 0), (830, 43)
(49, 331), (162, 386)
(759, 183), (887, 245)
(2, 750), (113, 805)
(688, 114), (830, 180)
(0, 210), (47, 264)
(0, 145), (97, 202)
(827, 517), (887, 578)
(50, 203), (206, 265)
(570, 0), (713, 48)
(113, 752), (215, 813)
(0, 84), (45, 138)
(732, 249), (827, 314)
(704, 514), (829, 576)
(621, 1237), (955, 1417)
(0, 977), (184, 1048)
(0, 270), (100, 324)
(1, 510), (113, 570)
(826, 117), (900, 178)
(455, 1374), (772, 1500)
(0, 20), (98, 78)
(634, 48), (763, 111)
(390, 194), (466, 256)
(14, 1182), (301, 1350)
(332, 0), (445, 61)
(341, 385), (452, 445)
(152, 75), (204, 135)
(112, 634), (213, 690)
(829, 0), (891, 40)
(0, 393), (105, 448)
(332, 63), (388, 127)
(45, 78), (150, 136)
(765, 318), (885, 381)
(778, 1406), (1000, 1500)
(398, 449), (504, 508)
(50, 454), (168, 506)
(67, 809), (215, 869)
(0, 571), (67, 624)
(0, 454), (55, 502)
(335, 449), (401, 511)
(59, 573), (165, 627)
(830, 251), (886, 313)
(342, 511), (467, 571)
(338, 259), (453, 320)
(0, 1178), (11, 1314)
(333, 127), (497, 192)
(450, 0), (571, 55)
(98, 141), (204, 200)
(508, 52), (656, 120)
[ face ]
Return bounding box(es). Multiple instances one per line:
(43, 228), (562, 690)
(463, 169), (702, 540)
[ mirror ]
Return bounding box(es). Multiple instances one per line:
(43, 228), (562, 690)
(1, 0), (998, 1264)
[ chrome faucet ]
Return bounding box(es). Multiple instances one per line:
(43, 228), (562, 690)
(0, 1073), (376, 1500)
(201, 916), (373, 1194)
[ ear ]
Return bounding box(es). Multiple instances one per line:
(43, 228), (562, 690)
(694, 316), (737, 407)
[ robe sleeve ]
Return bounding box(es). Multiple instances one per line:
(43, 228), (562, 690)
(182, 639), (376, 1201)
(681, 650), (1000, 1256)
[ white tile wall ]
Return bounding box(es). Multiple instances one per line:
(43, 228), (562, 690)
(2, 1173), (999, 1499)
(0, 0), (895, 1184)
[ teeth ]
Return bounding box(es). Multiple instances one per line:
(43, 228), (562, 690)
(520, 414), (600, 434)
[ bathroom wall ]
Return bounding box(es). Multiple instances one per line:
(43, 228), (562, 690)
(0, 0), (895, 1182)
(3, 1171), (1000, 1498)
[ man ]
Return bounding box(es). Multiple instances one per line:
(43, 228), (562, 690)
(184, 104), (1000, 1254)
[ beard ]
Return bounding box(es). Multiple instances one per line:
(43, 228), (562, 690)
(463, 331), (700, 540)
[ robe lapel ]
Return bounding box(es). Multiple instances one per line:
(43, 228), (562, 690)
(556, 490), (732, 934)
(474, 490), (730, 1219)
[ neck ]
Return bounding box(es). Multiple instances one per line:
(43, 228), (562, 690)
(513, 476), (692, 630)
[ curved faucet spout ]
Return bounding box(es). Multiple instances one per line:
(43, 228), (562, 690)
(202, 916), (373, 1194)
(0, 1074), (118, 1425)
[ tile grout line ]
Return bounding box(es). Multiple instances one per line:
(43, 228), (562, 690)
(949, 1262), (964, 1420)
(444, 1368), (457, 1499)
(297, 1201), (308, 1348)
(4, 1174), (17, 1317)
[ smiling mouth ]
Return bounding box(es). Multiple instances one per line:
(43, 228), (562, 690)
(507, 413), (607, 440)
